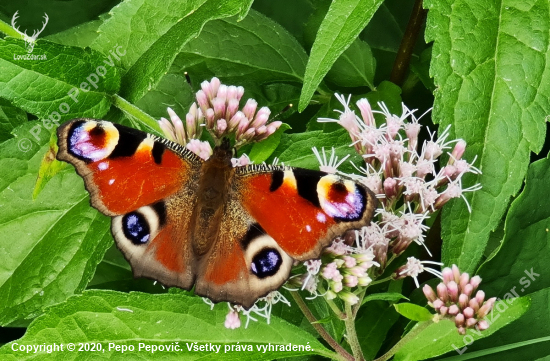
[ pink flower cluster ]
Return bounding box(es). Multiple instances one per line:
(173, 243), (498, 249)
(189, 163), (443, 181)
(423, 265), (496, 334)
(317, 241), (379, 304)
(159, 77), (283, 159)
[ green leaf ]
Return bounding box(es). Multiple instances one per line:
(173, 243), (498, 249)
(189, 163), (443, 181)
(326, 39), (376, 89)
(393, 297), (531, 361)
(479, 153), (550, 296)
(356, 300), (400, 360)
(248, 124), (291, 164)
(45, 19), (104, 48)
(393, 303), (433, 322)
(252, 0), (315, 47)
(179, 10), (308, 85)
(425, 0), (550, 273)
(0, 290), (335, 360)
(92, 0), (254, 103)
(442, 287), (550, 361)
(309, 295), (346, 342)
(0, 98), (26, 142)
(298, 0), (385, 111)
(87, 245), (167, 294)
(31, 132), (64, 199)
(362, 292), (408, 305)
(0, 122), (112, 326)
(0, 38), (121, 138)
(269, 128), (362, 173)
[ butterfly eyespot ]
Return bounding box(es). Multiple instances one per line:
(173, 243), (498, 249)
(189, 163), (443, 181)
(317, 175), (366, 222)
(67, 120), (119, 162)
(122, 212), (150, 245)
(250, 248), (282, 279)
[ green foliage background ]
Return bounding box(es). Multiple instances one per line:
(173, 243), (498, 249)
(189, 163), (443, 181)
(0, 0), (549, 360)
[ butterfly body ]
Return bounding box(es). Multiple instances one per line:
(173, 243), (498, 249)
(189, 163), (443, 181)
(57, 119), (377, 308)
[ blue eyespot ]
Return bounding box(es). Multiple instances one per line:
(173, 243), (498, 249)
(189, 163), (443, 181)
(251, 248), (282, 279)
(122, 212), (150, 245)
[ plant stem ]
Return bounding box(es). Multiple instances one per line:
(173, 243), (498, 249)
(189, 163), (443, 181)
(0, 18), (24, 39)
(318, 284), (346, 319)
(389, 0), (427, 86)
(369, 275), (393, 286)
(290, 291), (354, 361)
(374, 321), (432, 361)
(112, 94), (161, 132)
(344, 303), (364, 361)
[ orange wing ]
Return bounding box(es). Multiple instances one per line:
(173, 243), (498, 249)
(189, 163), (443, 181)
(236, 165), (377, 260)
(57, 119), (202, 216)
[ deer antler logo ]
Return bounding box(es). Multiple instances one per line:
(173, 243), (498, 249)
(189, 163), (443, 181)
(11, 11), (49, 53)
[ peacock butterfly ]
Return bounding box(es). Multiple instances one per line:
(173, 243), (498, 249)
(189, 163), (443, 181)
(56, 119), (377, 308)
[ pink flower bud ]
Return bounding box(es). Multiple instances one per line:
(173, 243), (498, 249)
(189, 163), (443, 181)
(349, 266), (366, 278)
(452, 265), (461, 283)
(477, 297), (496, 318)
(159, 118), (176, 142)
(226, 85), (239, 100)
(338, 291), (359, 305)
(448, 305), (460, 315)
(217, 84), (228, 101)
(196, 90), (209, 115)
(242, 99), (257, 120)
(423, 285), (437, 302)
(332, 281), (343, 293)
(356, 98), (375, 127)
(459, 272), (470, 290)
(469, 298), (480, 312)
(226, 98), (239, 121)
(459, 294), (469, 310)
(442, 267), (454, 284)
(228, 111), (244, 132)
(224, 310), (241, 330)
(440, 306), (448, 316)
(475, 290), (485, 305)
(447, 281), (459, 302)
(477, 320), (489, 330)
(463, 307), (475, 319)
(357, 275), (372, 287)
(457, 326), (466, 335)
(466, 317), (477, 328)
(383, 177), (398, 198)
(205, 108), (215, 128)
(343, 256), (357, 268)
(212, 97), (226, 120)
(437, 283), (449, 302)
(251, 107), (271, 129)
(216, 119), (227, 135)
(344, 275), (358, 287)
(463, 284), (474, 297)
(431, 299), (442, 310)
(455, 313), (465, 327)
(236, 86), (244, 101)
(450, 140), (467, 163)
(470, 275), (482, 291)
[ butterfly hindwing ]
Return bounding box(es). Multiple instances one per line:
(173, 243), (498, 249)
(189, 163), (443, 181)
(194, 197), (293, 308)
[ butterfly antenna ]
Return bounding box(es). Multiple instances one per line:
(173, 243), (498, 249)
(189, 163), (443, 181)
(269, 104), (293, 122)
(184, 72), (194, 91)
